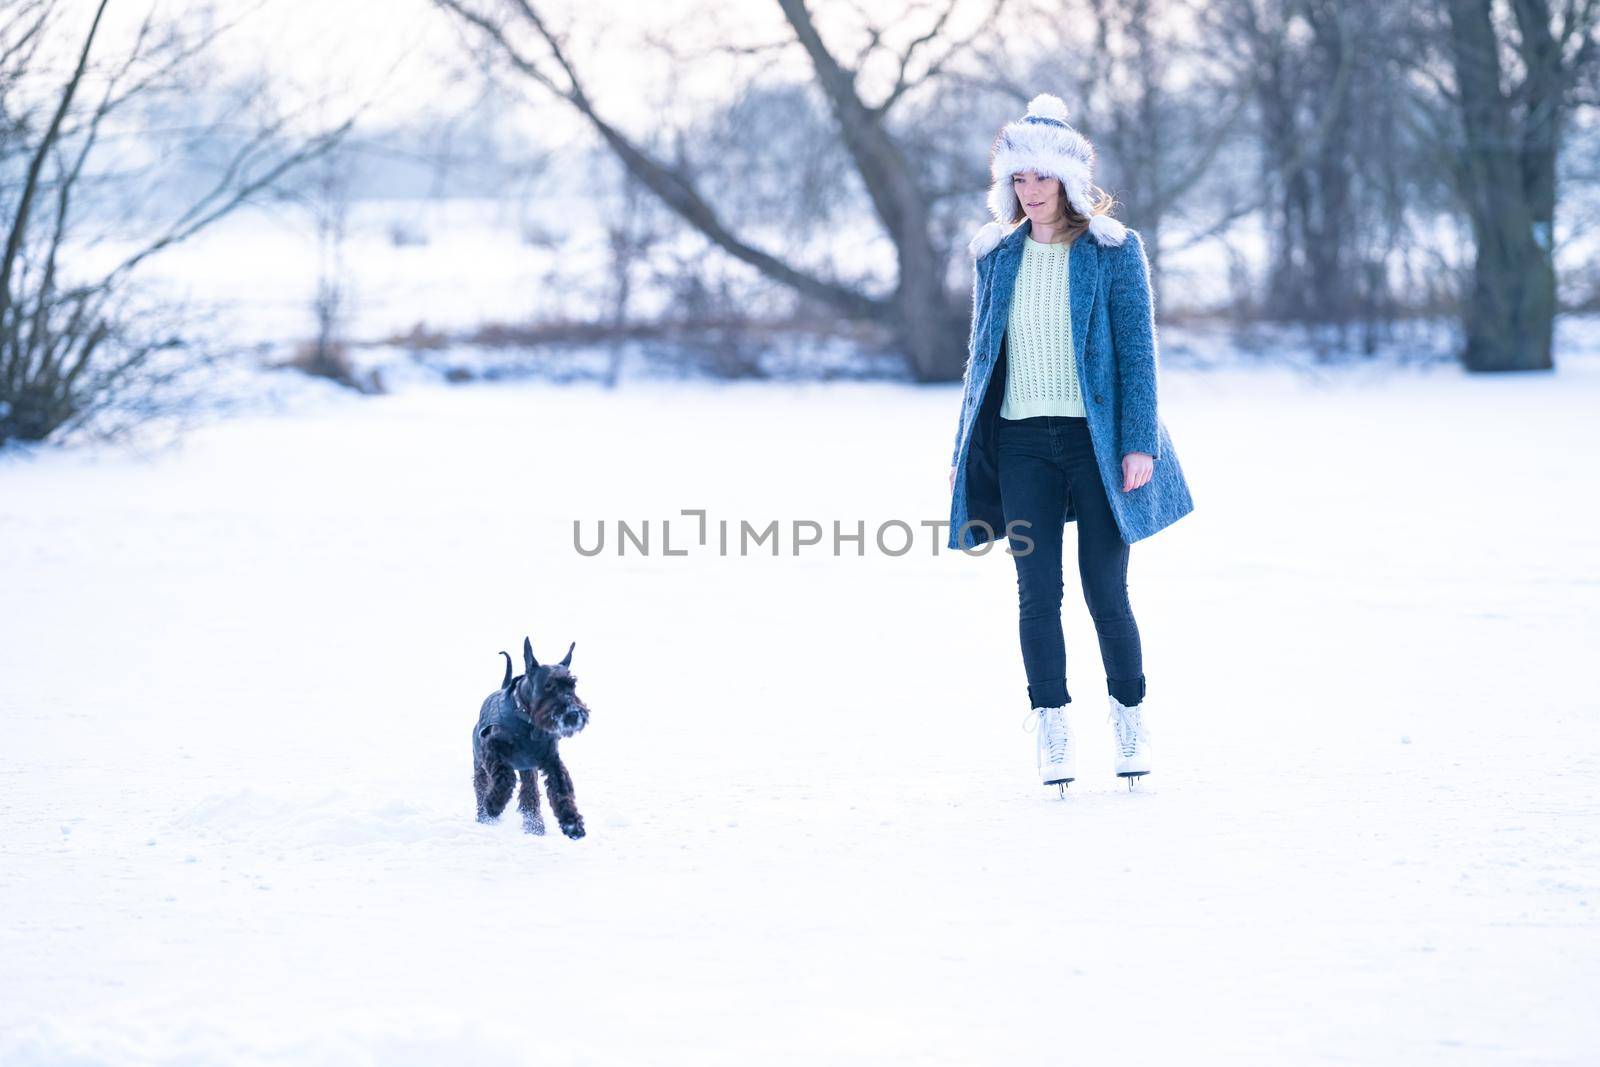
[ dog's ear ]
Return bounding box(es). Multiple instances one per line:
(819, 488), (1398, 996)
(500, 651), (514, 689)
(523, 636), (539, 673)
(560, 641), (575, 667)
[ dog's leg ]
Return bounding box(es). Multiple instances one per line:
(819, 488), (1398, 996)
(481, 758), (516, 822)
(542, 756), (585, 839)
(474, 758), (493, 822)
(517, 769), (546, 835)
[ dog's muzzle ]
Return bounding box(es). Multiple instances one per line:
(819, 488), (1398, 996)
(555, 706), (589, 737)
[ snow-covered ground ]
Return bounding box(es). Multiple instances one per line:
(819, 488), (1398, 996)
(3, 351), (1599, 1065)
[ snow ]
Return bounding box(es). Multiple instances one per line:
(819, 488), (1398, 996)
(77, 196), (906, 355)
(3, 352), (1599, 1065)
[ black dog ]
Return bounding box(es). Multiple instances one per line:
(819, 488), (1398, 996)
(472, 637), (590, 837)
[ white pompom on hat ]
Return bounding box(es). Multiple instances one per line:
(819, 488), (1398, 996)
(971, 93), (1127, 257)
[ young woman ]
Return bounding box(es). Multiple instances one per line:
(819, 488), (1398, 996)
(946, 94), (1195, 794)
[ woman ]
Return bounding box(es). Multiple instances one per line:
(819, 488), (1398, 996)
(946, 93), (1195, 794)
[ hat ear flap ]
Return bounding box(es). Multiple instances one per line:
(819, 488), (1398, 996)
(968, 221), (1009, 259)
(1086, 213), (1128, 246)
(988, 178), (1017, 223)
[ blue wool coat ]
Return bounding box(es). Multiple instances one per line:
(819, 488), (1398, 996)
(947, 219), (1195, 550)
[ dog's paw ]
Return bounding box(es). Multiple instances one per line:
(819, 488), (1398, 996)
(476, 813), (499, 825)
(560, 820), (586, 840)
(523, 816), (546, 836)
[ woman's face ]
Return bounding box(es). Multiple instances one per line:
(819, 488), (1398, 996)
(1013, 170), (1064, 227)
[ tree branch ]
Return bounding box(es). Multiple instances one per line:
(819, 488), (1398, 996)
(433, 0), (885, 319)
(1, 0), (109, 322)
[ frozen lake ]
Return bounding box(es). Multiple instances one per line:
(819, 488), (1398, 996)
(2, 354), (1598, 1064)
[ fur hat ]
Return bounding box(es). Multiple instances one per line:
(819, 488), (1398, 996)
(968, 93), (1127, 258)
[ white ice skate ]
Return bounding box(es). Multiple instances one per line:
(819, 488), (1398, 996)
(1024, 704), (1076, 793)
(1109, 695), (1151, 785)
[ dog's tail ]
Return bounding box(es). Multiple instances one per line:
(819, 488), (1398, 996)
(500, 651), (514, 689)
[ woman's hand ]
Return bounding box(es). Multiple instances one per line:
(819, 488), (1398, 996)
(1122, 452), (1153, 492)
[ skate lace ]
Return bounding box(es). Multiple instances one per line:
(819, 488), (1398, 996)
(1023, 706), (1069, 770)
(1109, 701), (1145, 758)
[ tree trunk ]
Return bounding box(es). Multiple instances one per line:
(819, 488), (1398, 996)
(1447, 0), (1563, 372)
(1460, 188), (1555, 372)
(894, 258), (969, 382)
(774, 0), (964, 381)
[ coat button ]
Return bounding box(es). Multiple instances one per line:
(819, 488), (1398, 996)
(1094, 393), (1104, 404)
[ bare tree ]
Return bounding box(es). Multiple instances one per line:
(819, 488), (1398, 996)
(1433, 0), (1599, 371)
(602, 167), (665, 386)
(282, 142), (383, 393)
(1088, 0), (1250, 285)
(0, 1), (354, 445)
(434, 0), (1006, 382)
(1210, 0), (1419, 347)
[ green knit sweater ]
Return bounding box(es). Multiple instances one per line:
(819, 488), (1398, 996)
(1000, 235), (1086, 420)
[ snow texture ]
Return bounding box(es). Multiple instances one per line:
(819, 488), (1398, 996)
(2, 348), (1599, 1064)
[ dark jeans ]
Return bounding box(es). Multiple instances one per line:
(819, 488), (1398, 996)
(996, 414), (1146, 709)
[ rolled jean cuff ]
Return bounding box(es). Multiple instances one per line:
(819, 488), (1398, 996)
(1027, 680), (1070, 709)
(1108, 674), (1147, 707)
